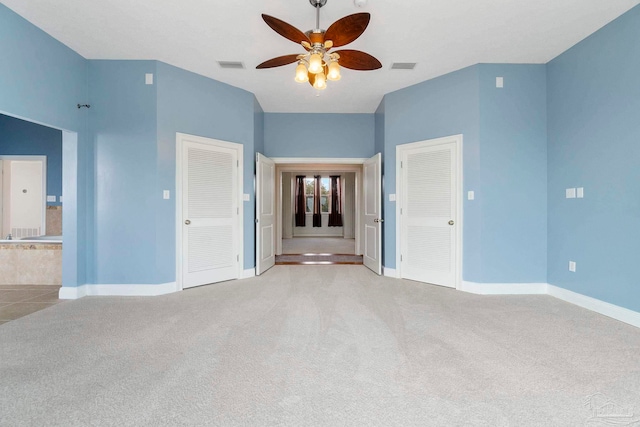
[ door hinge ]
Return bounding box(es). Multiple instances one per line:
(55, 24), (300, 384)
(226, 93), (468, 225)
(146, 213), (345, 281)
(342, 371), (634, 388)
(237, 254), (239, 261)
(237, 207), (239, 214)
(400, 161), (403, 168)
(400, 208), (403, 215)
(401, 254), (403, 262)
(237, 160), (239, 167)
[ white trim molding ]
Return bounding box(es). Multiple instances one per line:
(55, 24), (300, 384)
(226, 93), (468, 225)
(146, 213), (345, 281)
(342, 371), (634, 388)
(383, 267), (398, 278)
(458, 281), (640, 329)
(243, 268), (256, 279)
(270, 157), (368, 165)
(460, 281), (547, 295)
(547, 284), (640, 329)
(59, 282), (179, 300)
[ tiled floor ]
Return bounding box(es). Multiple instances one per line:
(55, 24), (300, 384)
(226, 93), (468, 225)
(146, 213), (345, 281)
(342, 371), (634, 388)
(0, 285), (62, 325)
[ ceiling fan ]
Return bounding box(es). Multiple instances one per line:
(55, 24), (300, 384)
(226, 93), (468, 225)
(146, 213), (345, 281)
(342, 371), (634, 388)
(256, 0), (382, 90)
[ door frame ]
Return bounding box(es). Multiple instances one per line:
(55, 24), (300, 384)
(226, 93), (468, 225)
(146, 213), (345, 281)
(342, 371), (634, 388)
(175, 132), (244, 291)
(396, 135), (463, 289)
(271, 158), (366, 256)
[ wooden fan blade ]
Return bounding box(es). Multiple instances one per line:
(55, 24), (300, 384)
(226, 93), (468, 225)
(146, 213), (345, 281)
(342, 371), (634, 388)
(256, 54), (301, 69)
(324, 13), (370, 47)
(262, 14), (310, 45)
(334, 50), (381, 70)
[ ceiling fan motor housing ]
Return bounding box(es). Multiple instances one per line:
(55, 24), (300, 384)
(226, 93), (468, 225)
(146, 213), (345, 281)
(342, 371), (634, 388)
(309, 0), (328, 7)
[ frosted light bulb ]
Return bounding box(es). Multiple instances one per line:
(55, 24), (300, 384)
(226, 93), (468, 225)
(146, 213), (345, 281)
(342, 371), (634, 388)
(327, 61), (341, 81)
(295, 63), (309, 83)
(308, 53), (323, 74)
(313, 72), (327, 90)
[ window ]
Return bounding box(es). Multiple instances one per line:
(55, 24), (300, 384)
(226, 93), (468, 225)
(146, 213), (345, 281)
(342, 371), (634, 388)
(304, 177), (330, 213)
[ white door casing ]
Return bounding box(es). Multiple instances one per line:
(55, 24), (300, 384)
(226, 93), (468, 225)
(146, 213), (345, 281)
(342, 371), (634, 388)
(176, 133), (243, 290)
(397, 135), (462, 288)
(256, 153), (275, 275)
(363, 153), (382, 275)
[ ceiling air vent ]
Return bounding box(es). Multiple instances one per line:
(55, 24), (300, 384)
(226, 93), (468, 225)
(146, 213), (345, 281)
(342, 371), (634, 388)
(218, 61), (245, 69)
(391, 62), (416, 70)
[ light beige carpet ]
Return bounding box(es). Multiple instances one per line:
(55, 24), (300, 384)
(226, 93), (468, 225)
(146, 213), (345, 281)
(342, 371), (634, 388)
(1, 266), (640, 426)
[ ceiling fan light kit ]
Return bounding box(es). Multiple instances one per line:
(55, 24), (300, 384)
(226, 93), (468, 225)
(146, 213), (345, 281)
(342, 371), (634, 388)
(257, 0), (381, 91)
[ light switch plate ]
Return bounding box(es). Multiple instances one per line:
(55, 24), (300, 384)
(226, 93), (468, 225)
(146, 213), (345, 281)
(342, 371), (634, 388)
(569, 261), (576, 272)
(577, 187), (584, 198)
(243, 194), (250, 201)
(467, 191), (475, 200)
(566, 188), (576, 199)
(389, 194), (396, 202)
(163, 190), (170, 200)
(59, 196), (63, 203)
(47, 195), (57, 202)
(496, 77), (504, 88)
(145, 73), (154, 85)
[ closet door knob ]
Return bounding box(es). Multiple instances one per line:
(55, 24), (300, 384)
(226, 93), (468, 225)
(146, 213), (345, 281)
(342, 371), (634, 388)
(185, 220), (191, 225)
(448, 220), (454, 226)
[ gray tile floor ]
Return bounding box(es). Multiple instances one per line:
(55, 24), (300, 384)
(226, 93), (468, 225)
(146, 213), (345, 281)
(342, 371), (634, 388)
(0, 285), (62, 325)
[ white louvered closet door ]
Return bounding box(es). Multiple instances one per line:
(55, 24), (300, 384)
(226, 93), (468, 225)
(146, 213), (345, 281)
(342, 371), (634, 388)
(401, 142), (457, 287)
(182, 140), (238, 288)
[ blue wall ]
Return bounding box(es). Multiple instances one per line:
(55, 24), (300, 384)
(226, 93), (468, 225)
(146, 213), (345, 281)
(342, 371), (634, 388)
(263, 113), (375, 158)
(383, 66), (482, 277)
(0, 4), (90, 288)
(382, 64), (547, 283)
(0, 114), (63, 206)
(88, 60), (158, 284)
(156, 61), (258, 275)
(547, 6), (640, 311)
(478, 64), (547, 282)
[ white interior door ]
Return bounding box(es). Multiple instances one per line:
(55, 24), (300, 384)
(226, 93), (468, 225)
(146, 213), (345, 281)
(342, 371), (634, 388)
(256, 153), (275, 275)
(400, 138), (459, 287)
(181, 137), (240, 289)
(362, 153), (382, 274)
(9, 160), (44, 238)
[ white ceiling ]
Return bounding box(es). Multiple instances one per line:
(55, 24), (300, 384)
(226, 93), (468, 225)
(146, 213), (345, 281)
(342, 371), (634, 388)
(3, 0), (639, 113)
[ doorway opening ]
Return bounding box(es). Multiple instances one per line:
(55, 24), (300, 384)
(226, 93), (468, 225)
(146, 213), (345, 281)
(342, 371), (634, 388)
(256, 155), (383, 275)
(278, 169), (360, 265)
(0, 112), (71, 317)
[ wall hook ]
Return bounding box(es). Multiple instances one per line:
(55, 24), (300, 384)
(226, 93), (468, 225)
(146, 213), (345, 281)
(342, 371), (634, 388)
(77, 104), (91, 109)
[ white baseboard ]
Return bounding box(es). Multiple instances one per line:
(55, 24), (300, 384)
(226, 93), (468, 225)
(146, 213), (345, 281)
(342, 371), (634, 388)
(459, 281), (547, 295)
(547, 284), (640, 329)
(242, 268), (256, 279)
(59, 282), (178, 299)
(383, 267), (398, 278)
(457, 281), (639, 329)
(59, 285), (87, 300)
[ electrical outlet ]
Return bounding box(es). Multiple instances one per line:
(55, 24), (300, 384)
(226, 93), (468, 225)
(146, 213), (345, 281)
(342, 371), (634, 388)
(577, 187), (584, 198)
(467, 191), (475, 200)
(569, 261), (576, 272)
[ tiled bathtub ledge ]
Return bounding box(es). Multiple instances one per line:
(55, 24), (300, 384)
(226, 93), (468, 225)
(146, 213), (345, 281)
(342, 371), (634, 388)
(0, 242), (62, 249)
(0, 243), (62, 285)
